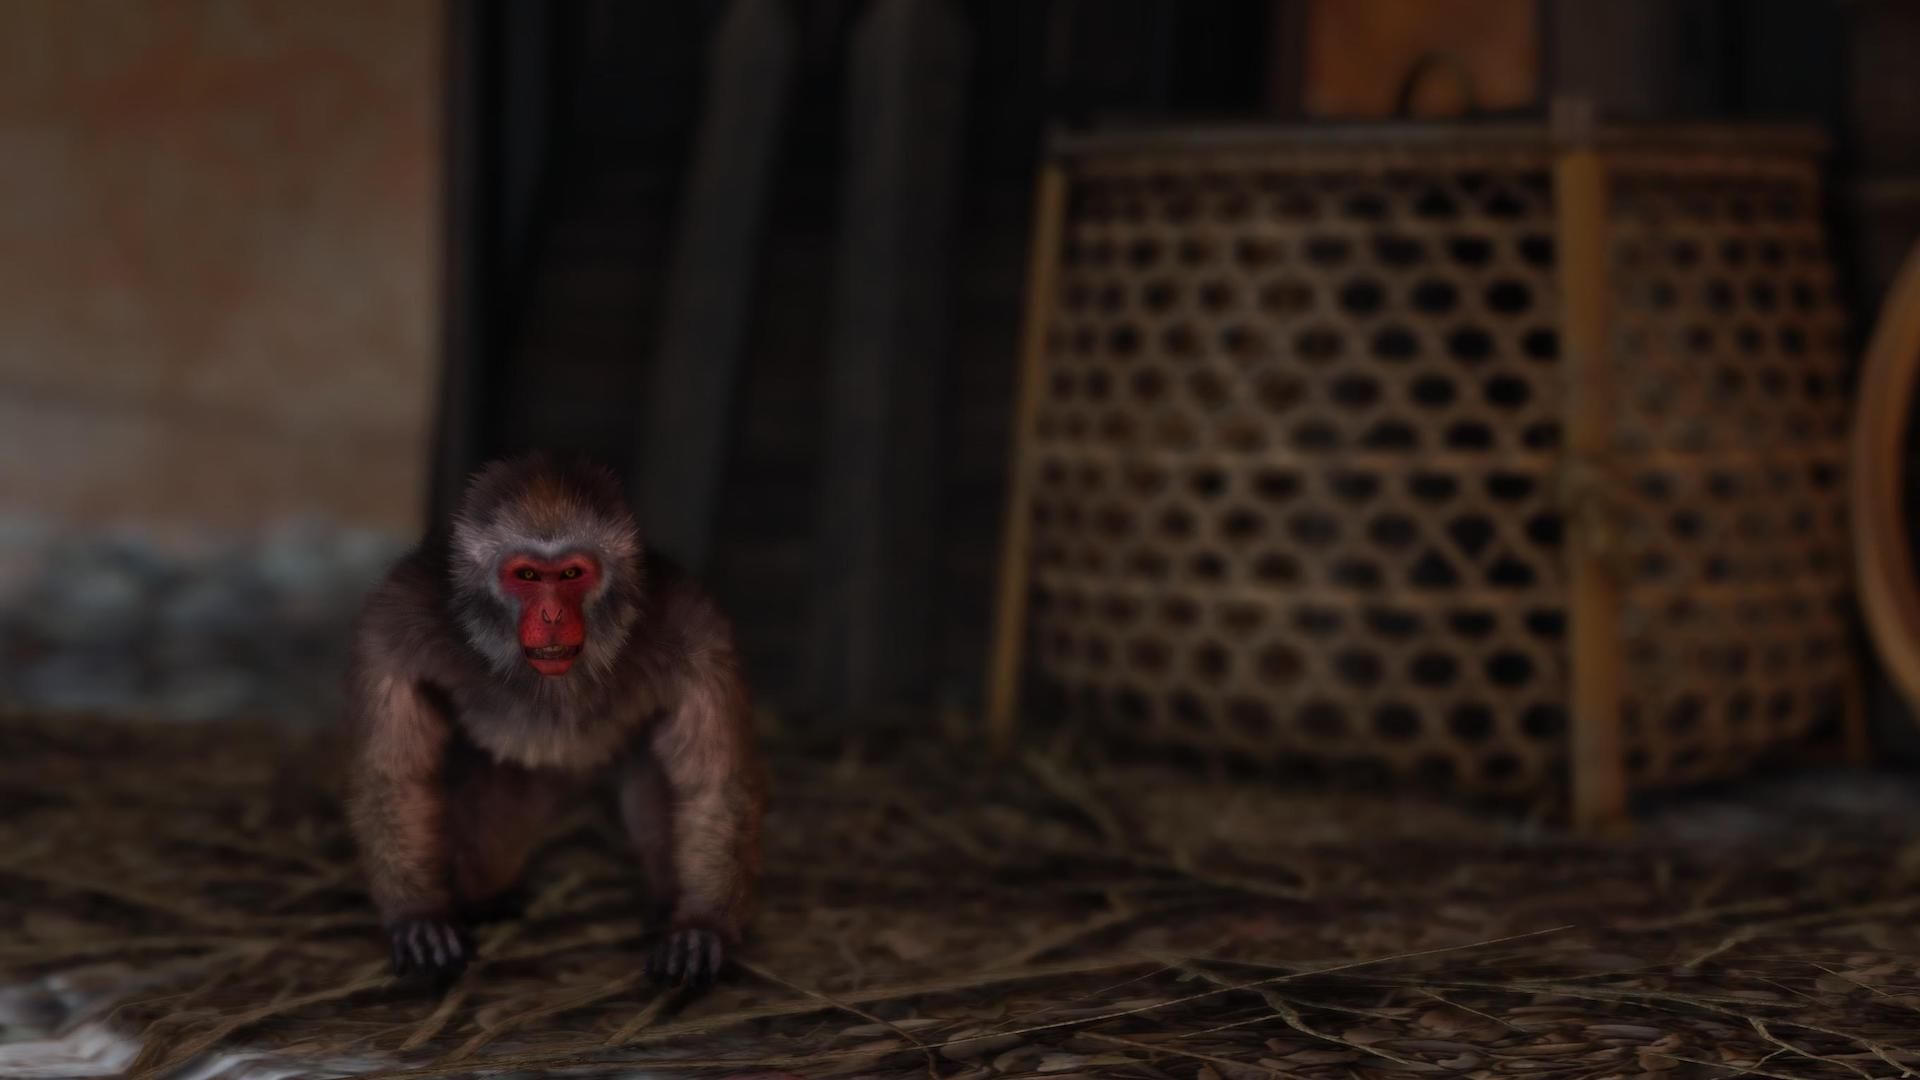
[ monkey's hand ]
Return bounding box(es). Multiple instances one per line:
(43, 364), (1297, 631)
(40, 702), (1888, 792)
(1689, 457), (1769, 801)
(647, 923), (729, 989)
(389, 915), (473, 982)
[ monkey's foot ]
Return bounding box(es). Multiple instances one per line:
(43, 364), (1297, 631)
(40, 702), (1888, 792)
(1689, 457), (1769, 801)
(647, 926), (726, 989)
(389, 916), (473, 983)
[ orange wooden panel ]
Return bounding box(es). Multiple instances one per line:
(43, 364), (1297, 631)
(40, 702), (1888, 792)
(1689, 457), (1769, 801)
(1304, 0), (1538, 118)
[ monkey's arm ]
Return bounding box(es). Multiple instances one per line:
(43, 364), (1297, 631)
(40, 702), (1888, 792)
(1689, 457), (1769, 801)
(346, 668), (469, 978)
(644, 623), (767, 986)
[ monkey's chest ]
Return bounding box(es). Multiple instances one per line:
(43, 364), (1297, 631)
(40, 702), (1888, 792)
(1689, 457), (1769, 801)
(455, 699), (648, 772)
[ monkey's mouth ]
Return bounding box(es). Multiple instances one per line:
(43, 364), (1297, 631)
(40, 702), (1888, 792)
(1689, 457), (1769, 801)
(524, 644), (582, 675)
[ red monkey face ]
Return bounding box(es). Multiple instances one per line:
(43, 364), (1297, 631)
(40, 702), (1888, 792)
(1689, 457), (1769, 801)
(449, 453), (645, 684)
(498, 554), (601, 676)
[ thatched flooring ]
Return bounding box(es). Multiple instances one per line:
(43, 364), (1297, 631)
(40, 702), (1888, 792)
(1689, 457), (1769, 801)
(5, 711), (1920, 1079)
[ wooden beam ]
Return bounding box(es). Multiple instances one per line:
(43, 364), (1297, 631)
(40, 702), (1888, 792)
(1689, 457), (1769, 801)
(428, 0), (492, 522)
(639, 0), (798, 572)
(985, 162), (1068, 754)
(429, 0), (555, 520)
(1554, 105), (1629, 835)
(808, 0), (972, 714)
(1852, 241), (1920, 740)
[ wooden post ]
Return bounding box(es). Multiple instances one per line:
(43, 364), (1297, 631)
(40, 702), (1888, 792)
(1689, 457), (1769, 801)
(1852, 242), (1920, 741)
(429, 0), (558, 523)
(985, 161), (1068, 754)
(427, 0), (492, 523)
(808, 0), (972, 715)
(1554, 102), (1629, 835)
(1845, 1), (1920, 763)
(639, 0), (798, 572)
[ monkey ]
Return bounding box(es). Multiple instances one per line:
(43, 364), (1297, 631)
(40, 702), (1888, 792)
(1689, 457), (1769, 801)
(344, 451), (766, 989)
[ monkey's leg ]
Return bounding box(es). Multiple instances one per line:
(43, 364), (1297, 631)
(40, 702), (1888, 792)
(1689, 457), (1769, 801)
(618, 750), (678, 923)
(347, 676), (471, 983)
(446, 743), (566, 924)
(645, 661), (767, 989)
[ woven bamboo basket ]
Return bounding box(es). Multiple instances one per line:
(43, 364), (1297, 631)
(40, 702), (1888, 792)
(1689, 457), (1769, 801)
(986, 119), (1860, 825)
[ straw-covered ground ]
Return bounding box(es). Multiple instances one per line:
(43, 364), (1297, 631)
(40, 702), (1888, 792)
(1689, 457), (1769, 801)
(6, 710), (1920, 1079)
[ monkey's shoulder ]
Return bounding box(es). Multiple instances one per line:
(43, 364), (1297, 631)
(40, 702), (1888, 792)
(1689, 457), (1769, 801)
(635, 552), (739, 657)
(350, 549), (467, 674)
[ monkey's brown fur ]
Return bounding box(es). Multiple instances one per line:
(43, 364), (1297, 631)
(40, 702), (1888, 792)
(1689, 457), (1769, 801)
(345, 452), (766, 987)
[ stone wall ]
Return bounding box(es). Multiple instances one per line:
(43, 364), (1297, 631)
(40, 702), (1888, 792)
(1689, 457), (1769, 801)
(0, 520), (406, 726)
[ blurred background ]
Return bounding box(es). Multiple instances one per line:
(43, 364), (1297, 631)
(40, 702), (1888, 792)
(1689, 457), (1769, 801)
(0, 0), (1911, 750)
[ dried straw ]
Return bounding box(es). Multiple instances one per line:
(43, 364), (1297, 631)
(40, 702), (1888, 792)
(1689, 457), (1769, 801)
(4, 709), (1920, 1079)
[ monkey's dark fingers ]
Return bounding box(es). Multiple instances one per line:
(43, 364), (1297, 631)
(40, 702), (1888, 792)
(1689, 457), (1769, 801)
(431, 921), (470, 970)
(414, 921), (468, 977)
(405, 921), (439, 974)
(691, 929), (724, 987)
(389, 917), (471, 981)
(647, 927), (726, 988)
(393, 922), (429, 976)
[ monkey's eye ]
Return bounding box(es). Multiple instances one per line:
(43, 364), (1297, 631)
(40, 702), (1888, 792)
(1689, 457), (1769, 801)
(517, 568), (538, 581)
(562, 567), (580, 579)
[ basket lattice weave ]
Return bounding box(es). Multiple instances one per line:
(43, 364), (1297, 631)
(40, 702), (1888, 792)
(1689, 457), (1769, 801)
(1017, 124), (1855, 797)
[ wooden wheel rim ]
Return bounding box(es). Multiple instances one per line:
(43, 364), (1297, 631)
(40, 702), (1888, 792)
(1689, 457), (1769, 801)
(1853, 242), (1920, 715)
